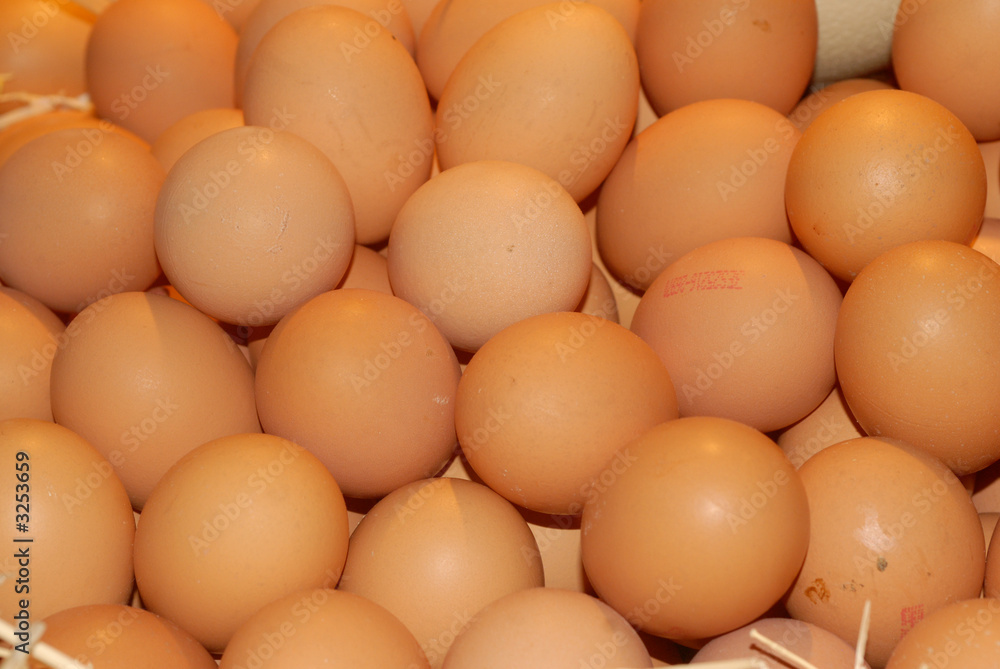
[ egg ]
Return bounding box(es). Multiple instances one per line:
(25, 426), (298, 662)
(338, 477), (544, 668)
(254, 288), (461, 498)
(134, 433), (350, 653)
(786, 437), (985, 668)
(434, 3), (639, 203)
(776, 385), (865, 469)
(234, 0), (416, 104)
(631, 237), (843, 432)
(417, 0), (640, 101)
(441, 588), (652, 669)
(335, 244), (393, 294)
(581, 416), (810, 643)
(154, 126), (356, 326)
(785, 89), (986, 282)
(49, 291), (260, 509)
(29, 604), (216, 669)
(0, 290), (59, 422)
(220, 589), (429, 669)
(242, 4), (433, 244)
(892, 0), (1000, 141)
(834, 240), (1000, 476)
(576, 263), (619, 323)
(85, 0), (238, 143)
(0, 126), (164, 313)
(519, 508), (588, 594)
(0, 419), (134, 622)
(386, 160), (592, 352)
(455, 311), (678, 515)
(596, 98), (801, 292)
(885, 598), (1000, 668)
(635, 0), (817, 116)
(692, 617), (869, 669)
(788, 77), (894, 131)
(978, 141), (1000, 219)
(150, 107), (244, 173)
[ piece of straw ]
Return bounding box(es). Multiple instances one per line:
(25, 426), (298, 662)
(0, 618), (92, 669)
(749, 628), (822, 669)
(855, 599), (872, 669)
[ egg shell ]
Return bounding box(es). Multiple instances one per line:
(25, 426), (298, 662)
(386, 160), (593, 352)
(0, 291), (59, 421)
(0, 419), (134, 622)
(85, 0), (238, 143)
(234, 0), (416, 103)
(788, 77), (895, 131)
(417, 0), (639, 101)
(885, 598), (1000, 668)
(785, 89), (987, 282)
(0, 126), (164, 313)
(777, 384), (865, 469)
(892, 0), (1000, 141)
(49, 291), (261, 509)
(134, 433), (350, 653)
(581, 416), (810, 642)
(339, 477), (544, 668)
(220, 589), (429, 669)
(1, 286), (66, 337)
(596, 98), (800, 292)
(335, 244), (393, 294)
(441, 588), (652, 669)
(434, 2), (639, 203)
(455, 311), (678, 514)
(978, 142), (1000, 219)
(29, 604), (216, 669)
(630, 237), (843, 433)
(635, 0), (817, 116)
(692, 617), (868, 669)
(981, 512), (1000, 551)
(0, 110), (146, 170)
(154, 126), (356, 326)
(973, 461), (1000, 514)
(150, 107), (244, 173)
(834, 240), (1000, 475)
(786, 437), (985, 668)
(576, 263), (619, 323)
(0, 0), (92, 110)
(199, 0), (264, 31)
(255, 288), (461, 499)
(242, 4), (433, 245)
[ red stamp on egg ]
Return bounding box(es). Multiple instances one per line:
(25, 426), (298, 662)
(900, 604), (924, 635)
(663, 270), (745, 297)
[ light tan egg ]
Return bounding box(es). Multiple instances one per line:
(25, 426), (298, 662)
(150, 108), (244, 173)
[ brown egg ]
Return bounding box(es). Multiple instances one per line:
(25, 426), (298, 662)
(49, 292), (260, 509)
(577, 263), (619, 323)
(692, 617), (867, 669)
(0, 110), (145, 170)
(582, 417), (810, 643)
(635, 0), (817, 116)
(134, 433), (350, 653)
(255, 289), (461, 498)
(892, 0), (1000, 141)
(776, 385), (865, 469)
(386, 161), (592, 352)
(979, 141), (1000, 218)
(585, 204), (642, 329)
(455, 311), (678, 514)
(1, 286), (65, 336)
(972, 217), (1000, 264)
(631, 237), (843, 433)
(85, 0), (237, 144)
(434, 4), (639, 203)
(786, 437), (985, 668)
(29, 604), (216, 669)
(885, 598), (1000, 668)
(834, 241), (1000, 476)
(0, 126), (164, 313)
(596, 99), (800, 292)
(242, 4), (433, 245)
(150, 107), (244, 173)
(199, 0), (264, 31)
(401, 0), (437, 37)
(0, 0), (92, 109)
(0, 291), (58, 421)
(981, 512), (1000, 551)
(417, 0), (640, 101)
(0, 419), (134, 622)
(788, 78), (895, 131)
(335, 244), (393, 294)
(786, 89), (986, 283)
(339, 477), (544, 668)
(220, 589), (429, 669)
(155, 126), (356, 326)
(442, 588), (651, 669)
(235, 0), (416, 103)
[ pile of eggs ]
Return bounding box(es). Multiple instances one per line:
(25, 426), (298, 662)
(4, 0), (1000, 667)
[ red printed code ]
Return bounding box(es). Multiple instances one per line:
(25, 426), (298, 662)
(663, 270), (745, 297)
(900, 604), (924, 635)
